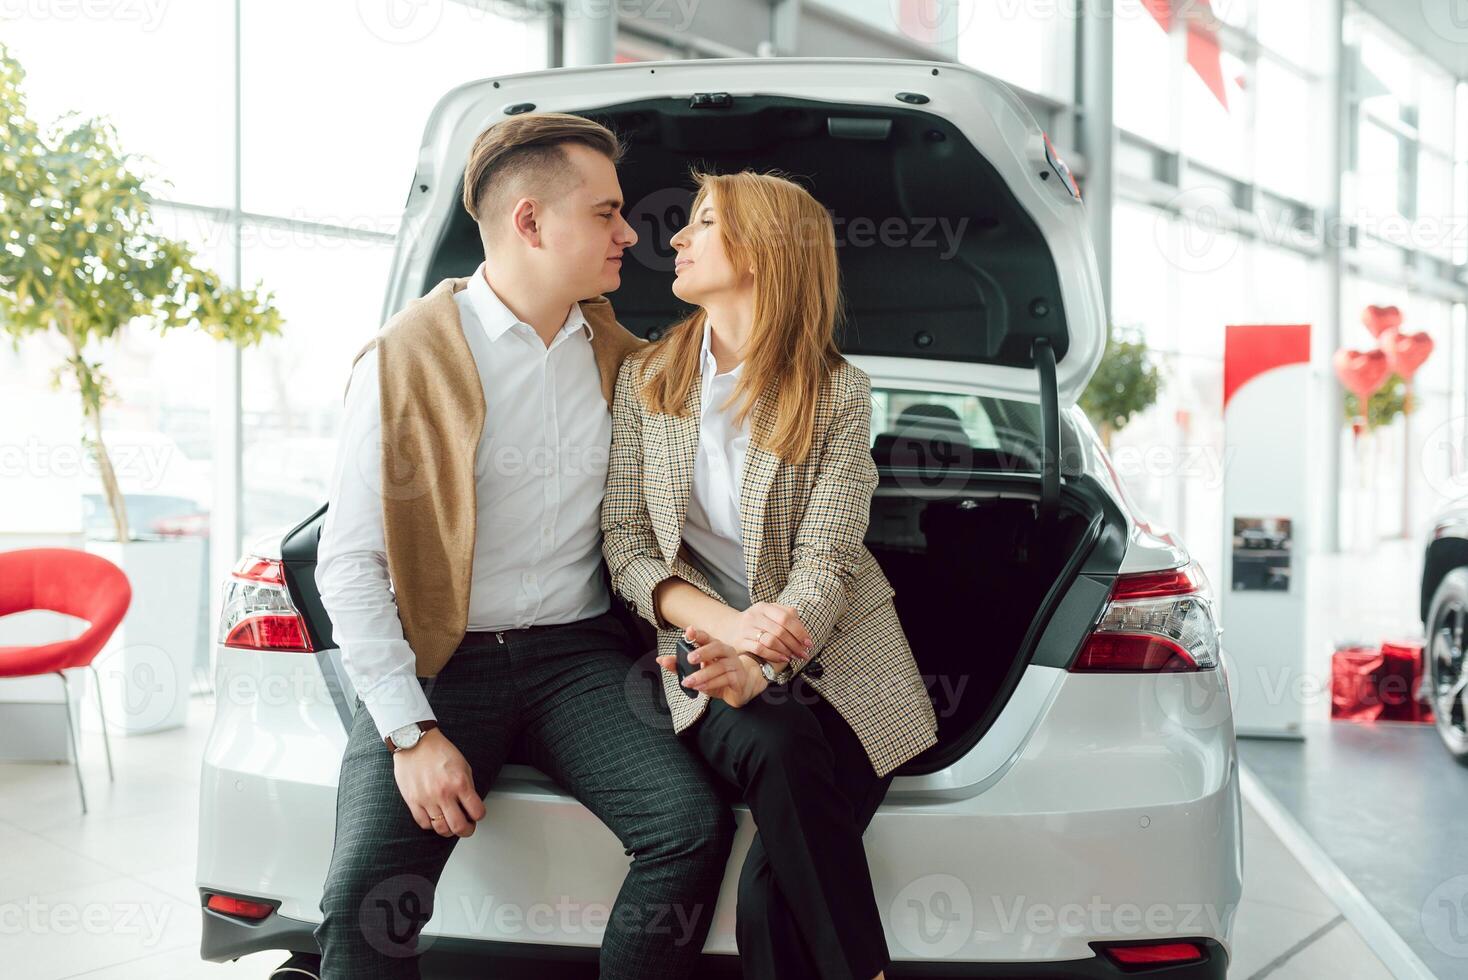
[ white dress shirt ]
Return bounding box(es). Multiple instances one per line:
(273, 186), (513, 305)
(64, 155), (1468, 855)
(680, 318), (754, 612)
(315, 262), (612, 740)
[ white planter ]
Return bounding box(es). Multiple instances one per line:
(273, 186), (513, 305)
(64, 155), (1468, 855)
(81, 537), (205, 736)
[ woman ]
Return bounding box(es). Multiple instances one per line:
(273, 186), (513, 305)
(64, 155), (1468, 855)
(601, 169), (939, 980)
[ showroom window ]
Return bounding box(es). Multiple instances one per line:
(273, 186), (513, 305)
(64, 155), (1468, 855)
(0, 1), (549, 677)
(1110, 1), (1337, 562)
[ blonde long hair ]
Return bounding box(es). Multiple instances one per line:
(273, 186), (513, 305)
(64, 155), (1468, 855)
(635, 169), (845, 467)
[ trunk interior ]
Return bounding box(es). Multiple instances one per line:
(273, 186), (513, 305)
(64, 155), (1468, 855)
(864, 479), (1107, 773)
(282, 471), (1117, 779)
(421, 94), (1074, 369)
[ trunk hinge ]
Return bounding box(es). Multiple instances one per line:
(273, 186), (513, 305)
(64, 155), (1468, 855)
(1031, 337), (1060, 523)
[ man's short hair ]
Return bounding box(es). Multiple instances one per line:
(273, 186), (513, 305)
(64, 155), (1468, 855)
(462, 112), (624, 232)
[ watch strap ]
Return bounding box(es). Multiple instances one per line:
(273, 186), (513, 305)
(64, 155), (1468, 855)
(384, 719), (439, 752)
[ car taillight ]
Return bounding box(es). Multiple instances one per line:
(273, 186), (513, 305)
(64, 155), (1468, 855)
(1071, 560), (1219, 672)
(1095, 940), (1206, 968)
(219, 555), (314, 652)
(205, 893), (275, 921)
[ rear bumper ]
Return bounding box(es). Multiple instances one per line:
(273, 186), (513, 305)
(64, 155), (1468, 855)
(200, 652), (1241, 968)
(200, 903), (1228, 979)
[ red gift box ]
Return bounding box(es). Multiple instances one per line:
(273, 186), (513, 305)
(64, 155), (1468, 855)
(1331, 640), (1433, 723)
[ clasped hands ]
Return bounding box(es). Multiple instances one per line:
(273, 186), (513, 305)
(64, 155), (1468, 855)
(654, 602), (815, 708)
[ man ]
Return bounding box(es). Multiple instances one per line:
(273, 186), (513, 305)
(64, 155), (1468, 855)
(313, 112), (734, 979)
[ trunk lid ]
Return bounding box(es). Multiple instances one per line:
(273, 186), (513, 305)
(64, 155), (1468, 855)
(387, 56), (1107, 406)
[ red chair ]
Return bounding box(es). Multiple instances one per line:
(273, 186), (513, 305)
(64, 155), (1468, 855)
(0, 547), (128, 813)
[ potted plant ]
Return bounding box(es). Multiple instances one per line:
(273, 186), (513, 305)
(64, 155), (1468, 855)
(1080, 323), (1161, 451)
(0, 45), (283, 734)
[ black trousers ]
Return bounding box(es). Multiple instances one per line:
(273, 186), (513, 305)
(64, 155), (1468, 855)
(315, 610), (735, 979)
(693, 674), (895, 980)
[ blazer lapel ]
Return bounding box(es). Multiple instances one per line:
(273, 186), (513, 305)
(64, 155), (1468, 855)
(653, 368), (702, 562)
(582, 295), (644, 408)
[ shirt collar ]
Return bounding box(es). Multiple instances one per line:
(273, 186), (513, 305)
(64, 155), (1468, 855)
(467, 262), (590, 344)
(699, 318), (742, 380)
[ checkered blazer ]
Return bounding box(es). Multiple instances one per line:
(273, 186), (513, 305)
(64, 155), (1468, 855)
(601, 344), (939, 778)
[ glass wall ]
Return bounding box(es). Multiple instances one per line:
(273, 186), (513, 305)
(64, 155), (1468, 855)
(1108, 0), (1466, 566)
(1338, 9), (1468, 545)
(0, 0), (548, 552)
(0, 1), (548, 690)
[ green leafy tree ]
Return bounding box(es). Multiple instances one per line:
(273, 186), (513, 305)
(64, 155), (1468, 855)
(0, 44), (282, 542)
(1343, 372), (1408, 431)
(1080, 324), (1161, 449)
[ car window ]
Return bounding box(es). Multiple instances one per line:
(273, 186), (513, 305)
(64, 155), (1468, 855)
(870, 387), (1043, 473)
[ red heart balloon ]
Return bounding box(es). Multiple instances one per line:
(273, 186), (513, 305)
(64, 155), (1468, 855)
(1333, 347), (1390, 402)
(1361, 305), (1403, 338)
(1379, 327), (1434, 381)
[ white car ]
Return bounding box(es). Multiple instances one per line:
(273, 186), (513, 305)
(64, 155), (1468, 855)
(198, 57), (1240, 979)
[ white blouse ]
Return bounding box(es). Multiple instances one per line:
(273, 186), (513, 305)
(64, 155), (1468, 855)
(681, 318), (754, 611)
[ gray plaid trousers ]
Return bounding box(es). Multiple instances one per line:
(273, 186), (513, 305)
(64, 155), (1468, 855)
(314, 610), (735, 979)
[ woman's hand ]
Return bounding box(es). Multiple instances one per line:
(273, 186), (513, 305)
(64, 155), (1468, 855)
(716, 603), (814, 666)
(656, 627), (769, 708)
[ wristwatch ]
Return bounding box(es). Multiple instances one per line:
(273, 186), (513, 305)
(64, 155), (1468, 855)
(758, 659), (783, 684)
(384, 720), (439, 753)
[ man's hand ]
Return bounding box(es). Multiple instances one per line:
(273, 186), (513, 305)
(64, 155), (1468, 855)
(392, 729), (486, 838)
(714, 602), (814, 666)
(656, 627), (769, 708)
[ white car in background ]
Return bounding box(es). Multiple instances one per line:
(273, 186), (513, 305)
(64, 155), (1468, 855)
(197, 58), (1240, 979)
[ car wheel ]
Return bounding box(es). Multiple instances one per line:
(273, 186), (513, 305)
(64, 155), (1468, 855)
(1428, 567), (1468, 764)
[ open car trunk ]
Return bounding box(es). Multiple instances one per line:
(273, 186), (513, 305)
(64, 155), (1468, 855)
(413, 86), (1101, 400)
(286, 67), (1124, 779)
(283, 470), (1121, 777)
(865, 476), (1117, 774)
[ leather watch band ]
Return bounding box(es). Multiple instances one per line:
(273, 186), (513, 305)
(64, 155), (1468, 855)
(384, 719), (439, 752)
